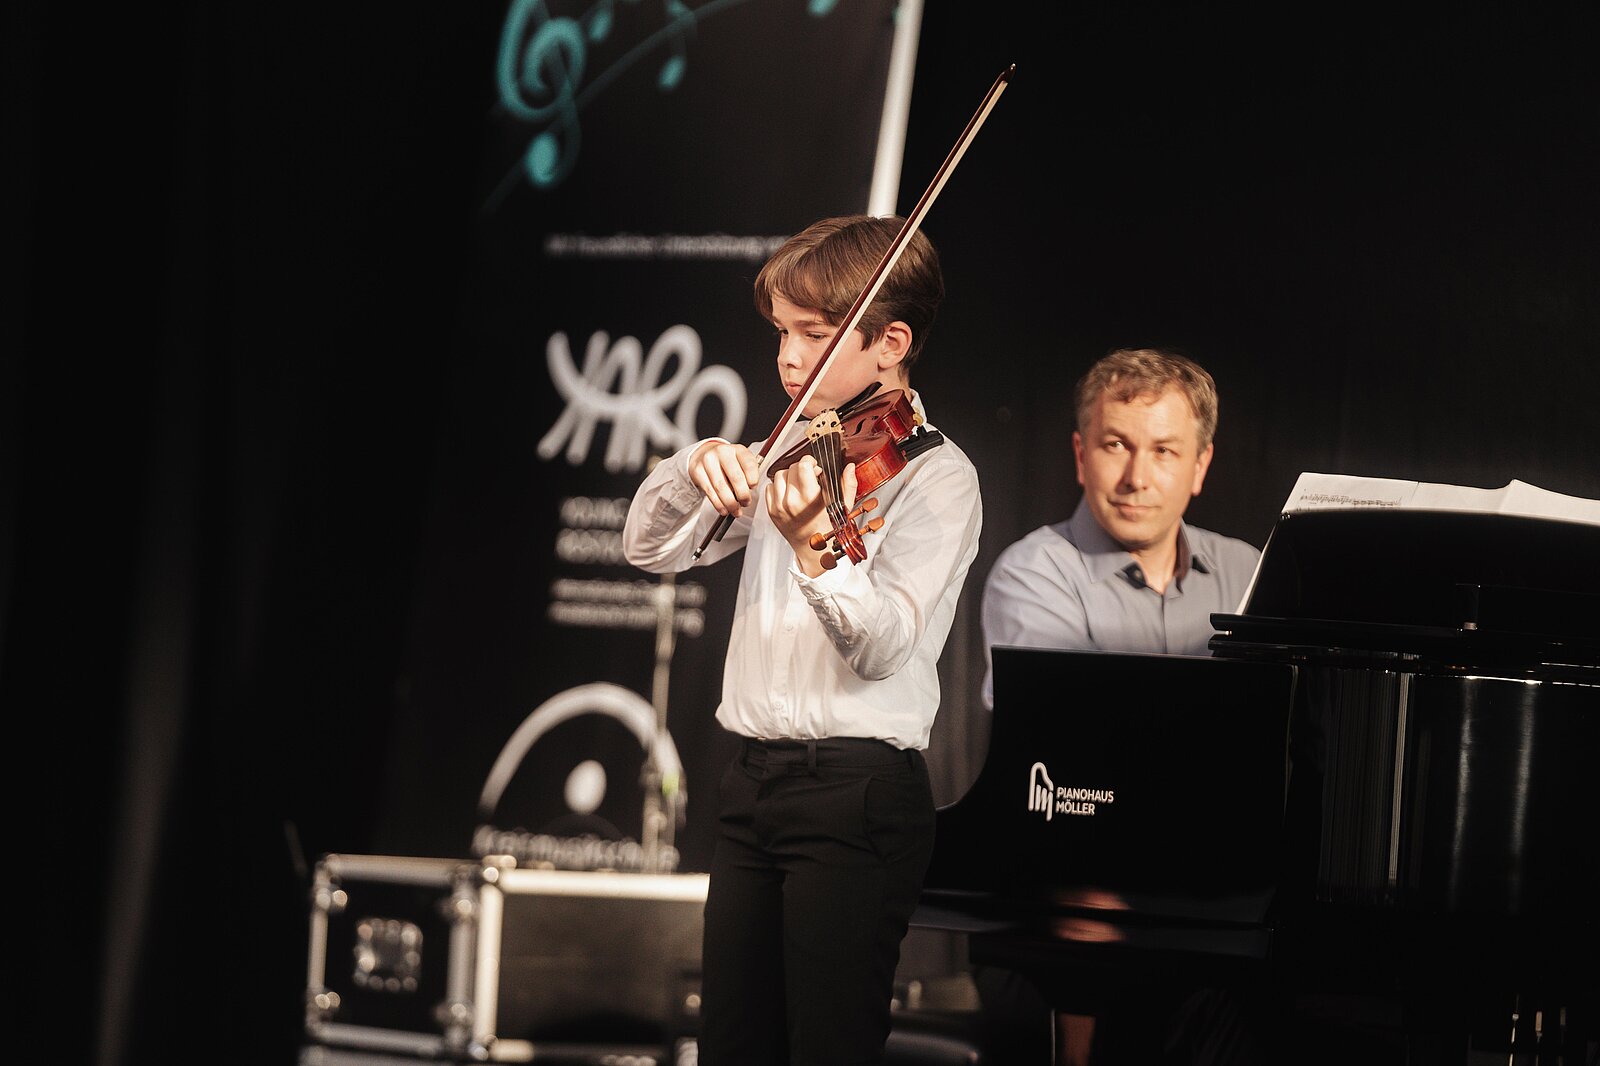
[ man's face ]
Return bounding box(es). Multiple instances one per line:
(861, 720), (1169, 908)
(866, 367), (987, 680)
(1073, 386), (1214, 554)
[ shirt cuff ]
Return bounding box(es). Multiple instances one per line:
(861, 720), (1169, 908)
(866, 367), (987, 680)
(791, 557), (853, 596)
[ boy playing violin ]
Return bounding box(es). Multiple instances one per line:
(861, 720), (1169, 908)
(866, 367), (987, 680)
(623, 214), (983, 1066)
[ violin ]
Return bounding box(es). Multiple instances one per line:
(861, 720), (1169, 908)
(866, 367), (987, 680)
(691, 63), (1013, 563)
(766, 386), (944, 569)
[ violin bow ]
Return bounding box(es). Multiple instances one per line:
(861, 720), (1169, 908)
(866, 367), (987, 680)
(692, 62), (1015, 560)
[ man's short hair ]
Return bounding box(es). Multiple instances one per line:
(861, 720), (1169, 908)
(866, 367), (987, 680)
(1074, 347), (1219, 449)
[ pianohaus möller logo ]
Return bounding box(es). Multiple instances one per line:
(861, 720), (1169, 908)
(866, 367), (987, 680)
(1027, 762), (1115, 821)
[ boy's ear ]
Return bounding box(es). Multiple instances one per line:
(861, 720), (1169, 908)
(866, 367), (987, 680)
(877, 321), (912, 370)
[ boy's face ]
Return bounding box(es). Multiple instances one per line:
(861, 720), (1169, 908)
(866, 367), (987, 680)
(769, 293), (895, 419)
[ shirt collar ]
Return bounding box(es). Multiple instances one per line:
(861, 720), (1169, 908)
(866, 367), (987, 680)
(1064, 498), (1212, 588)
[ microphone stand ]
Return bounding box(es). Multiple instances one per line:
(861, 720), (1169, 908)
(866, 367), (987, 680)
(640, 569), (679, 872)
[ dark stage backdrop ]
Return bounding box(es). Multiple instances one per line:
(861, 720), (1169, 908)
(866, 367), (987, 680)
(10, 5), (1599, 1066)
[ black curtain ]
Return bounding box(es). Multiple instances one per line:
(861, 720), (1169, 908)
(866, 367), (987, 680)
(13, 3), (500, 1063)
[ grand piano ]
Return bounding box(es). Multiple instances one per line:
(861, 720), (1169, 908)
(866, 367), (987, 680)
(919, 478), (1600, 1063)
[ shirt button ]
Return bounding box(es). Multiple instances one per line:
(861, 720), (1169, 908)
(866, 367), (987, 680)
(774, 700), (785, 711)
(785, 622), (796, 632)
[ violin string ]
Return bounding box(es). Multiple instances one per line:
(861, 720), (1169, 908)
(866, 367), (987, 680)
(821, 423), (861, 556)
(819, 427), (846, 527)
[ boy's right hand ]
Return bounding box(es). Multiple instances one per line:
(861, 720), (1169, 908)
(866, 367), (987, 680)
(689, 441), (762, 517)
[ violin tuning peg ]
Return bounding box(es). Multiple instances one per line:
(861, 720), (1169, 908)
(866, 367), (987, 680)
(863, 517), (885, 535)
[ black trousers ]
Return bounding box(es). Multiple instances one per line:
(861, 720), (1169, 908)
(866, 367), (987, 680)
(698, 736), (935, 1066)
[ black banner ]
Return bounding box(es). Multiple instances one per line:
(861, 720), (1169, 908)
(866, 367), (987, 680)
(372, 0), (909, 874)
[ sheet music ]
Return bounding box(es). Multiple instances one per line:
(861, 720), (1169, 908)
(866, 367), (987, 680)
(1280, 472), (1600, 526)
(1231, 473), (1600, 612)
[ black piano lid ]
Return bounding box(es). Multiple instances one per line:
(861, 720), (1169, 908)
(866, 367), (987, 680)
(1212, 508), (1600, 672)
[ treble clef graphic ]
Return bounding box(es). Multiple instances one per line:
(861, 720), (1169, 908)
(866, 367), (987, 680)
(487, 0), (839, 207)
(497, 0), (586, 190)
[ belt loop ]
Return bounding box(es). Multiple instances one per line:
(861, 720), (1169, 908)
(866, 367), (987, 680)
(806, 739), (817, 774)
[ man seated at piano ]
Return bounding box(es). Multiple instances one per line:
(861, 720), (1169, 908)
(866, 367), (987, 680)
(979, 346), (1264, 1066)
(981, 345), (1260, 691)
